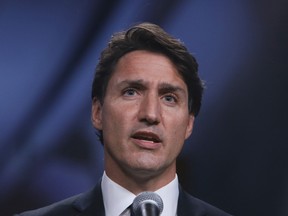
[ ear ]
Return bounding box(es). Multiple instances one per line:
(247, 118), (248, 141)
(91, 98), (103, 130)
(185, 114), (195, 139)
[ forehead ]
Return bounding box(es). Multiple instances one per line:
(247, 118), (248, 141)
(109, 50), (187, 89)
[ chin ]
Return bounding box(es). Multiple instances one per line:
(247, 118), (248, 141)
(129, 161), (170, 177)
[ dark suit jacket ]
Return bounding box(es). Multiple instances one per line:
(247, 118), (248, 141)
(16, 180), (232, 216)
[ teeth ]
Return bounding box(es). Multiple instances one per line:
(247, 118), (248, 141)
(142, 140), (154, 143)
(132, 132), (160, 143)
(140, 136), (157, 142)
(133, 136), (158, 143)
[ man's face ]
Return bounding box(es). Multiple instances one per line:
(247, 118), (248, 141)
(92, 50), (194, 181)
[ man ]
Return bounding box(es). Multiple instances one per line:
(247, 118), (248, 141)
(16, 23), (232, 215)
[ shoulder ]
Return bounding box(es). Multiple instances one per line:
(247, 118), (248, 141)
(15, 193), (84, 216)
(15, 182), (102, 216)
(178, 188), (233, 216)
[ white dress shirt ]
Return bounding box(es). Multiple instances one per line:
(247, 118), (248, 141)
(101, 171), (179, 216)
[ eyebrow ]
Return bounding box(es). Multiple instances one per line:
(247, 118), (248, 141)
(117, 79), (147, 90)
(158, 82), (186, 95)
(117, 80), (186, 95)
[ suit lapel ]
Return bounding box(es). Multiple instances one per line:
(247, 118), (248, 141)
(73, 179), (105, 216)
(177, 185), (233, 216)
(177, 185), (206, 216)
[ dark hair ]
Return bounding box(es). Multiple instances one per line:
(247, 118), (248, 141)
(92, 22), (204, 142)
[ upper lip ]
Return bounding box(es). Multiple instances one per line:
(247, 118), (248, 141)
(131, 131), (162, 143)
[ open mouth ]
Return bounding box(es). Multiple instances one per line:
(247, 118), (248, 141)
(131, 131), (161, 143)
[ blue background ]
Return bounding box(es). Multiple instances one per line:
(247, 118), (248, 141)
(1, 1), (288, 215)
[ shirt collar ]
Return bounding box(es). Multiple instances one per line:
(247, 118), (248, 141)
(155, 175), (179, 216)
(101, 172), (136, 216)
(101, 171), (179, 216)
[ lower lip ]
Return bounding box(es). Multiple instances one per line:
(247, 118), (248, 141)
(131, 138), (161, 150)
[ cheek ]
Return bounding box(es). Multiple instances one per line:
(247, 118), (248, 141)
(101, 103), (132, 141)
(102, 108), (122, 133)
(167, 114), (191, 142)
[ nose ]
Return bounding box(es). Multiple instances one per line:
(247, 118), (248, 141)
(138, 93), (161, 125)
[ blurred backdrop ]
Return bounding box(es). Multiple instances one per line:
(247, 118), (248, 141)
(1, 0), (288, 215)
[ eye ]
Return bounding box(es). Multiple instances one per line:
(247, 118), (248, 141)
(123, 88), (137, 96)
(163, 94), (177, 104)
